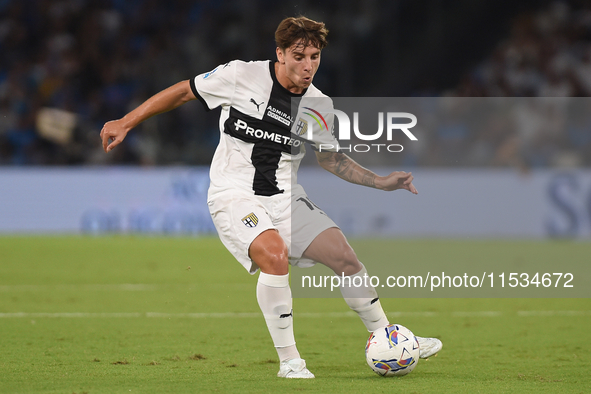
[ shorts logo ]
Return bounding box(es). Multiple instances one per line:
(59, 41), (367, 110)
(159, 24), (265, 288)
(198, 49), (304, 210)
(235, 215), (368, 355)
(241, 212), (259, 228)
(295, 118), (308, 136)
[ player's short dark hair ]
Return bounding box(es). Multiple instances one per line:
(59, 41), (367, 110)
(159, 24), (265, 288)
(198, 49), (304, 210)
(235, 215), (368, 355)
(275, 16), (328, 50)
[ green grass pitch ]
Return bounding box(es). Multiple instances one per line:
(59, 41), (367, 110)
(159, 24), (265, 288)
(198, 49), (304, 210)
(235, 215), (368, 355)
(0, 236), (590, 393)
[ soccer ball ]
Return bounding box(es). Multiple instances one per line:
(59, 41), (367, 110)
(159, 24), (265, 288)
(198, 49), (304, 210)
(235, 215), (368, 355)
(365, 324), (420, 377)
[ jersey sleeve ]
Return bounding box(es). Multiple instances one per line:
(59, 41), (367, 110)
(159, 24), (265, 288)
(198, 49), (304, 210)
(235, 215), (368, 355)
(190, 61), (237, 111)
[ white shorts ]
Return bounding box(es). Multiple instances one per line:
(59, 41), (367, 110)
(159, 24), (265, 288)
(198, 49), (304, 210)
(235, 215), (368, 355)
(207, 186), (338, 274)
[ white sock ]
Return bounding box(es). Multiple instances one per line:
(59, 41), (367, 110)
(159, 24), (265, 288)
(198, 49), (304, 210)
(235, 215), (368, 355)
(256, 272), (300, 362)
(276, 345), (300, 362)
(340, 264), (389, 332)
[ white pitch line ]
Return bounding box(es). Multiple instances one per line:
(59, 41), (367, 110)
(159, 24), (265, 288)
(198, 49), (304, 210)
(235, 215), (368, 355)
(0, 312), (144, 318)
(0, 311), (588, 319)
(517, 310), (591, 317)
(0, 284), (160, 292)
(389, 311), (439, 318)
(452, 311), (502, 317)
(145, 312), (261, 318)
(0, 311), (430, 319)
(0, 312), (354, 319)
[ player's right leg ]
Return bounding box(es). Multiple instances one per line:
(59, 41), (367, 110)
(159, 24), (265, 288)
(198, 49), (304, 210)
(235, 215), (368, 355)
(249, 230), (314, 378)
(208, 194), (313, 378)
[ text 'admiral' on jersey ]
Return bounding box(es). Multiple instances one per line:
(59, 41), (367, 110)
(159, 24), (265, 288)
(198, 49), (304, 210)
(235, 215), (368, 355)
(260, 75), (300, 129)
(265, 105), (293, 127)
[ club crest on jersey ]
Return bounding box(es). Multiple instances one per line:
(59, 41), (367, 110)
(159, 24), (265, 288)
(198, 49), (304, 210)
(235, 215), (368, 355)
(295, 118), (308, 136)
(241, 213), (259, 228)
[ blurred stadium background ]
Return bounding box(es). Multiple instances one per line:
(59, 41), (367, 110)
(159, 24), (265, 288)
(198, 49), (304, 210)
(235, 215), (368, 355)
(1, 0), (591, 238)
(2, 0), (591, 167)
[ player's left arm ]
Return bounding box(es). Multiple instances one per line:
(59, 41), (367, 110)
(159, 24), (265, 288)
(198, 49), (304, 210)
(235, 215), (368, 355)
(315, 151), (418, 194)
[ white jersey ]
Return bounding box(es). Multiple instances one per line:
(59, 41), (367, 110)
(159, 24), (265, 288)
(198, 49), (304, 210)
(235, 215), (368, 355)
(190, 60), (338, 198)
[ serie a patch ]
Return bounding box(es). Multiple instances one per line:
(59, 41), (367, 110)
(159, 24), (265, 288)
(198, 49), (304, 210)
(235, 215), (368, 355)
(241, 212), (259, 228)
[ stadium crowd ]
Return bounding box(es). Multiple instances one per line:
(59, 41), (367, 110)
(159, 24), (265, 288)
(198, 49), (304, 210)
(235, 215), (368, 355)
(445, 1), (591, 168)
(0, 0), (590, 167)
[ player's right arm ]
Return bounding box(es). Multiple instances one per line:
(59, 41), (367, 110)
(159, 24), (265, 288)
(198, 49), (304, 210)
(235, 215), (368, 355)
(100, 80), (196, 153)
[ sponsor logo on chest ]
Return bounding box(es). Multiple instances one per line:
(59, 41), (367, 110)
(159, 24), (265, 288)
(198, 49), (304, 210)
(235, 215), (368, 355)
(266, 105), (293, 127)
(234, 119), (302, 147)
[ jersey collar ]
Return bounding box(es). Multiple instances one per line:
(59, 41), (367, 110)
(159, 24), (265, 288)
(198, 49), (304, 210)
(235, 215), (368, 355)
(269, 60), (308, 97)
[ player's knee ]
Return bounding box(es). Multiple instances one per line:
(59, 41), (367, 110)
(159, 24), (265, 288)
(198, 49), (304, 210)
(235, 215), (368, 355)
(333, 248), (361, 276)
(267, 248), (288, 267)
(257, 246), (289, 275)
(249, 230), (289, 275)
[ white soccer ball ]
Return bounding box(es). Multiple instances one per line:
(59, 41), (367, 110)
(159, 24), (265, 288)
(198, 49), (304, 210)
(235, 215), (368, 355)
(365, 324), (420, 376)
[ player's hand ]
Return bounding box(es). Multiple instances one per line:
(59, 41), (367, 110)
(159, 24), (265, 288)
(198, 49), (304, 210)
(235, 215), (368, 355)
(100, 119), (129, 153)
(376, 171), (418, 194)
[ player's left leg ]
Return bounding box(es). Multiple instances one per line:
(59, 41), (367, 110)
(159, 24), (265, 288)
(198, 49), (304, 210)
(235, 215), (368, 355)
(303, 227), (442, 358)
(302, 227), (389, 332)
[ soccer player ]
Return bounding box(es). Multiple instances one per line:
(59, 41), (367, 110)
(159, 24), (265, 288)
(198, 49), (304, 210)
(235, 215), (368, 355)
(100, 16), (442, 378)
